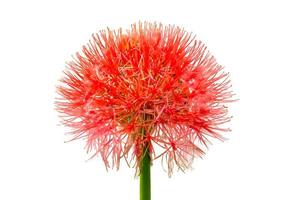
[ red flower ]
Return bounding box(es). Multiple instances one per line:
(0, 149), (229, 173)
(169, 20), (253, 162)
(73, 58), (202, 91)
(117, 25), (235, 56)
(56, 22), (234, 175)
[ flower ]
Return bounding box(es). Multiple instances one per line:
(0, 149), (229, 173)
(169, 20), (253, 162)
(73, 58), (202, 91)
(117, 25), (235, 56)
(56, 22), (234, 176)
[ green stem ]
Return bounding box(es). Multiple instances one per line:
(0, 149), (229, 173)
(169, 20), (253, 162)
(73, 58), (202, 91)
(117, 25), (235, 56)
(140, 133), (151, 200)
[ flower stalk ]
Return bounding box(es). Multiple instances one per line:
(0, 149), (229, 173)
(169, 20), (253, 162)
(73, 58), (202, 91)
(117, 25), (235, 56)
(140, 140), (151, 200)
(140, 112), (151, 200)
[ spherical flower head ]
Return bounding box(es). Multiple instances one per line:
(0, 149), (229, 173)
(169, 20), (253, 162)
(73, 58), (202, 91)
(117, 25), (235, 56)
(56, 22), (234, 176)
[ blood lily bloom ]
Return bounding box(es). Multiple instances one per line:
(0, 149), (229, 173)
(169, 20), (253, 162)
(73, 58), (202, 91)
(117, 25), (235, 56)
(56, 22), (235, 200)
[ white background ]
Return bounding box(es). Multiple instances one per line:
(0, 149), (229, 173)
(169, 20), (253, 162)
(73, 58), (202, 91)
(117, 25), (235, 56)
(0, 0), (299, 199)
